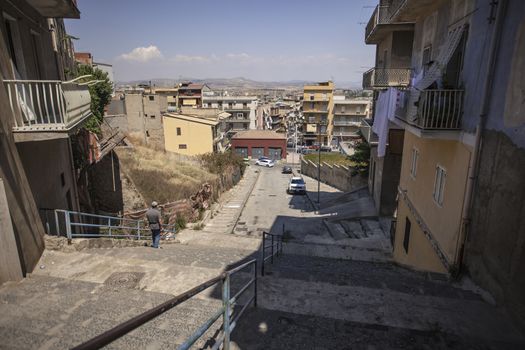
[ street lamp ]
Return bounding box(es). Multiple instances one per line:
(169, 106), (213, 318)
(317, 119), (328, 204)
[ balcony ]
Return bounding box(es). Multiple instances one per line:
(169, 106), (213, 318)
(365, 5), (414, 44)
(303, 108), (329, 113)
(333, 131), (360, 138)
(389, 0), (446, 23)
(363, 68), (411, 90)
(26, 0), (80, 19)
(396, 90), (464, 133)
(360, 119), (378, 145)
(333, 120), (361, 127)
(4, 79), (92, 141)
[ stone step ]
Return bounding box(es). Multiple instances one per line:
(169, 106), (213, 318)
(283, 241), (392, 263)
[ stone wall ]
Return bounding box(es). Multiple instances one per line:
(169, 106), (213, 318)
(301, 159), (366, 192)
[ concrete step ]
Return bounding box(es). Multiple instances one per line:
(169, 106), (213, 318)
(282, 241), (392, 263)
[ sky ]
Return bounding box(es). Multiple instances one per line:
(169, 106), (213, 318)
(65, 0), (377, 83)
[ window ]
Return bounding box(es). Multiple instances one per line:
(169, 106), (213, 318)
(150, 114), (155, 119)
(356, 106), (361, 114)
(403, 218), (411, 253)
(236, 112), (244, 119)
(4, 14), (26, 77)
(243, 103), (248, 108)
(340, 106), (345, 113)
(410, 148), (419, 179)
(308, 116), (315, 123)
(178, 144), (187, 149)
(60, 173), (65, 187)
(433, 165), (446, 206)
(310, 102), (314, 109)
(176, 127), (181, 135)
(30, 31), (42, 79)
(309, 95), (314, 101)
(422, 45), (433, 75)
(149, 95), (154, 101)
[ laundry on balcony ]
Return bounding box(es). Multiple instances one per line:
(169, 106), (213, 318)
(372, 88), (398, 157)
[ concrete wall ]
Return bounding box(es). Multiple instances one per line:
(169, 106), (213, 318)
(231, 138), (287, 159)
(16, 138), (79, 213)
(464, 0), (525, 330)
(300, 159), (366, 193)
(143, 94), (166, 149)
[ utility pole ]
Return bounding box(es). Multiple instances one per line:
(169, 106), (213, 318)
(317, 121), (321, 204)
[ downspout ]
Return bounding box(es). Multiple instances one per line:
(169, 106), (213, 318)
(455, 0), (508, 271)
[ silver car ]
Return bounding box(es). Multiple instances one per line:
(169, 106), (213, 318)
(287, 176), (306, 194)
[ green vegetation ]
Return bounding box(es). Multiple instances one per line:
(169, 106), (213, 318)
(75, 64), (113, 134)
(303, 152), (356, 167)
(201, 151), (246, 174)
(175, 216), (187, 230)
(348, 141), (370, 177)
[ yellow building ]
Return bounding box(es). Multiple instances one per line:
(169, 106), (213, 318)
(163, 113), (219, 156)
(302, 81), (334, 146)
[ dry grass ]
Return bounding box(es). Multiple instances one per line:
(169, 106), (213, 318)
(118, 143), (217, 205)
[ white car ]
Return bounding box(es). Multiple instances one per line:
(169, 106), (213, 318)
(255, 158), (275, 167)
(287, 176), (306, 194)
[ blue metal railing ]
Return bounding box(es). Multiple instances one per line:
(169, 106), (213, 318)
(72, 259), (258, 350)
(261, 231), (283, 276)
(53, 209), (177, 240)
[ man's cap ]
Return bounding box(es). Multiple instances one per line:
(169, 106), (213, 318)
(151, 201), (158, 207)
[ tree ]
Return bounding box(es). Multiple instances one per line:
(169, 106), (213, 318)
(75, 64), (113, 134)
(348, 140), (370, 176)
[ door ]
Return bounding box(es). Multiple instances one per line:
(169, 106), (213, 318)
(251, 147), (264, 159)
(268, 148), (282, 160)
(234, 147), (248, 158)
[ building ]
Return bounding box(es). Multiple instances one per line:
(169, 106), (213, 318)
(93, 61), (115, 93)
(153, 87), (178, 111)
(332, 97), (371, 141)
(302, 81), (334, 146)
(74, 52), (93, 66)
(203, 95), (258, 132)
(231, 130), (287, 160)
(177, 82), (211, 108)
(163, 113), (219, 156)
(0, 0), (87, 284)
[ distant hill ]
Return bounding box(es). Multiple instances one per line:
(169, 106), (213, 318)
(117, 77), (362, 91)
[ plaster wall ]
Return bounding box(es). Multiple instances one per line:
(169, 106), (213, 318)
(164, 116), (214, 156)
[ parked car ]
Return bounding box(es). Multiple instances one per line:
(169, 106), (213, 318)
(282, 166), (293, 174)
(287, 176), (306, 194)
(255, 158), (275, 167)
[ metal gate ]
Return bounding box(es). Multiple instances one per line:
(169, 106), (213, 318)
(251, 147), (264, 159)
(268, 148), (282, 160)
(234, 147), (248, 158)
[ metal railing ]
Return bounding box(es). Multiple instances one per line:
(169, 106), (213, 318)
(73, 259), (258, 350)
(359, 119), (378, 144)
(365, 5), (390, 41)
(261, 231), (283, 276)
(363, 68), (412, 89)
(54, 209), (177, 240)
(415, 89), (464, 130)
(3, 78), (92, 132)
(333, 120), (361, 126)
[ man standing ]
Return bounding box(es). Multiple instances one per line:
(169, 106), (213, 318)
(146, 201), (162, 248)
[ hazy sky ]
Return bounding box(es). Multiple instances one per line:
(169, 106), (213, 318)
(66, 0), (377, 83)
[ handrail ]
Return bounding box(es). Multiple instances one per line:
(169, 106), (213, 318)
(261, 231), (283, 276)
(73, 258), (258, 350)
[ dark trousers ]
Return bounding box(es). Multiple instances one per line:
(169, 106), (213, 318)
(151, 229), (161, 248)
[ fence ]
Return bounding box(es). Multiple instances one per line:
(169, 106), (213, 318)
(53, 209), (177, 240)
(72, 259), (258, 350)
(261, 231), (283, 276)
(416, 89), (464, 129)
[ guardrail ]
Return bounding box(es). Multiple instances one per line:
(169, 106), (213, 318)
(416, 89), (464, 130)
(54, 209), (177, 240)
(72, 259), (258, 350)
(261, 231), (283, 276)
(363, 68), (412, 89)
(359, 119), (378, 144)
(365, 5), (390, 42)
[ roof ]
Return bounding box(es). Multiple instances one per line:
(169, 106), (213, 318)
(164, 113), (219, 126)
(203, 96), (257, 102)
(232, 130), (286, 140)
(179, 83), (204, 90)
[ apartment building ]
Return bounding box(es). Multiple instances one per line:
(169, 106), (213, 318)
(203, 95), (257, 133)
(332, 96), (370, 141)
(0, 0), (87, 283)
(364, 0), (525, 327)
(302, 81), (334, 146)
(177, 82), (211, 108)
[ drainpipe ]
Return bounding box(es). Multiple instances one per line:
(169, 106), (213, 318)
(455, 0), (508, 271)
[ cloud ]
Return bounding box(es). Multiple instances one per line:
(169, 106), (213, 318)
(172, 54), (214, 63)
(226, 53), (251, 60)
(119, 45), (163, 62)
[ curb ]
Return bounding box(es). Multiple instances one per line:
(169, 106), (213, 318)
(229, 168), (261, 234)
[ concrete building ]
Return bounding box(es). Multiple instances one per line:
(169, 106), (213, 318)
(163, 113), (219, 156)
(93, 61), (114, 94)
(332, 97), (371, 141)
(363, 0), (525, 329)
(231, 130), (287, 160)
(0, 0), (87, 284)
(302, 81), (334, 146)
(177, 82), (210, 108)
(203, 95), (258, 132)
(74, 52), (93, 66)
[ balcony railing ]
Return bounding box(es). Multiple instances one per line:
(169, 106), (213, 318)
(360, 119), (378, 144)
(333, 120), (361, 126)
(414, 90), (464, 130)
(26, 0), (80, 19)
(4, 79), (92, 133)
(363, 68), (411, 89)
(365, 5), (390, 42)
(303, 108), (328, 113)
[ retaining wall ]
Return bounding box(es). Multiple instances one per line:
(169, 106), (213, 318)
(300, 159), (366, 192)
